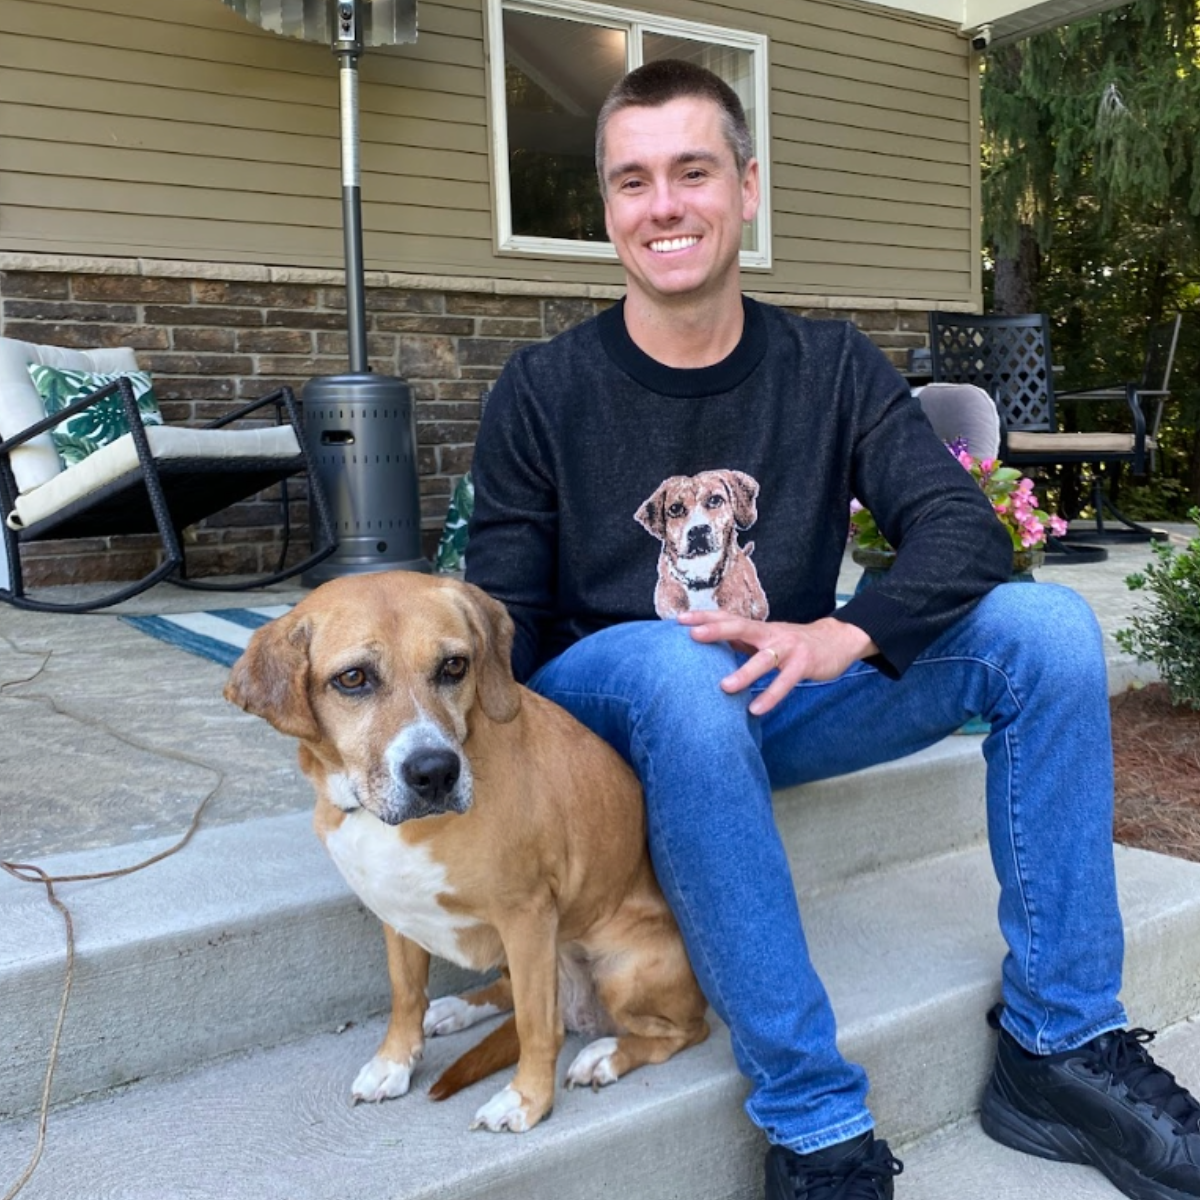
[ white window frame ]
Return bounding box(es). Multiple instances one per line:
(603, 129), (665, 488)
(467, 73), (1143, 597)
(486, 0), (772, 269)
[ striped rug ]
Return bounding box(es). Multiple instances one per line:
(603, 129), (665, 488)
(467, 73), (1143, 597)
(121, 605), (292, 668)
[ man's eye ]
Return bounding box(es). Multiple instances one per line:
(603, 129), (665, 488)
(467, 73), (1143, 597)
(333, 668), (370, 693)
(439, 656), (468, 683)
(667, 502), (686, 518)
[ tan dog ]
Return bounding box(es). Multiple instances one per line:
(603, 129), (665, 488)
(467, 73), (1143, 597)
(224, 571), (708, 1133)
(635, 469), (769, 620)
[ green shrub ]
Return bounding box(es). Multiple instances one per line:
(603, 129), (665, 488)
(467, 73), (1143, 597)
(1115, 507), (1200, 709)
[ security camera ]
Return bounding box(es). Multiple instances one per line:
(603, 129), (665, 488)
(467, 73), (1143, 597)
(970, 24), (993, 50)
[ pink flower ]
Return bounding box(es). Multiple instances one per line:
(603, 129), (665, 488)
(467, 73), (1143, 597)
(1050, 515), (1069, 538)
(1020, 519), (1045, 548)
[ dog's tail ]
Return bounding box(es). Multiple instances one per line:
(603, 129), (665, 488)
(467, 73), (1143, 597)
(428, 1015), (520, 1101)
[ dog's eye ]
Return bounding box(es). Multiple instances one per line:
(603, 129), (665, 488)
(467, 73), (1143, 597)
(439, 656), (468, 684)
(667, 502), (686, 518)
(704, 494), (725, 509)
(332, 667), (371, 694)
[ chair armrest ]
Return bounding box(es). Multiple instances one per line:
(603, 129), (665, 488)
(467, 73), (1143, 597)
(202, 386), (298, 431)
(1056, 388), (1122, 402)
(0, 377), (137, 455)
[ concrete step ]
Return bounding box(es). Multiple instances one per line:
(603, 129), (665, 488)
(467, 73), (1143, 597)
(4, 844), (1200, 1199)
(899, 1014), (1200, 1199)
(0, 737), (988, 1118)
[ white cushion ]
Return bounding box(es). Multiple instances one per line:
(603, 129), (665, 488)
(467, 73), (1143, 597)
(0, 339), (141, 491)
(7, 423), (301, 531)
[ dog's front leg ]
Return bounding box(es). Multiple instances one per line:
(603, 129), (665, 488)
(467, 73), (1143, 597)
(470, 904), (561, 1133)
(352, 927), (431, 1103)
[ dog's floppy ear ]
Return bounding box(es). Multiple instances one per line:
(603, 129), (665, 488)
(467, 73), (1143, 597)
(457, 582), (521, 725)
(634, 479), (675, 540)
(725, 470), (761, 530)
(224, 611), (319, 741)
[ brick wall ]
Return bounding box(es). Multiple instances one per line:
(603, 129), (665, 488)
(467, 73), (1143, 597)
(0, 261), (932, 588)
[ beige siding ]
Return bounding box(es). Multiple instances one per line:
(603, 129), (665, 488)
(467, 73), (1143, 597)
(0, 0), (978, 304)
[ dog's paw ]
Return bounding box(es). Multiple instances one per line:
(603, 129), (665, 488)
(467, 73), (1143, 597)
(469, 1085), (536, 1133)
(423, 994), (501, 1038)
(566, 1037), (620, 1090)
(351, 1054), (416, 1103)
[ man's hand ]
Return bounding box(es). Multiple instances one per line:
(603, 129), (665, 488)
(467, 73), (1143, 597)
(677, 611), (878, 716)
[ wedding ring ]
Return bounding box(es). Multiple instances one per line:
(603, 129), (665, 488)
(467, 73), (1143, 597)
(767, 647), (780, 671)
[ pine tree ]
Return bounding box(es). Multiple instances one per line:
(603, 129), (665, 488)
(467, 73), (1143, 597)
(981, 0), (1200, 504)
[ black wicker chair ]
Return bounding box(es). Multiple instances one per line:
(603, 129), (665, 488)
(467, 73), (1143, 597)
(0, 339), (337, 613)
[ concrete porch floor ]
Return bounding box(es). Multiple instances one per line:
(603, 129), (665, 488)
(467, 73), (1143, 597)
(0, 523), (1192, 865)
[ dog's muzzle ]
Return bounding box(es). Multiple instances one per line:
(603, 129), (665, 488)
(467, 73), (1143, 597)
(382, 746), (470, 824)
(685, 524), (714, 556)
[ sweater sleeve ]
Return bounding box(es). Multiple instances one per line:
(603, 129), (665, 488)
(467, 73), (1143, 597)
(834, 332), (1013, 677)
(463, 360), (557, 683)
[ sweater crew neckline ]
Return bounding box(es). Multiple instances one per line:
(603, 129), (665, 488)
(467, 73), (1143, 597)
(597, 296), (768, 398)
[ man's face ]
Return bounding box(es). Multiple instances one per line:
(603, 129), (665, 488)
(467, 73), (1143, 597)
(601, 96), (759, 309)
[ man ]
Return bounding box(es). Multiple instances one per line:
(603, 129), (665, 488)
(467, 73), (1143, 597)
(465, 59), (1200, 1200)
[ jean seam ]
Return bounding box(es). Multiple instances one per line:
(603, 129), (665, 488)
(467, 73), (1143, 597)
(910, 651), (1051, 1047)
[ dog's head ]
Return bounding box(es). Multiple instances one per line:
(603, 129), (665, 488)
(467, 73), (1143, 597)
(224, 572), (520, 827)
(634, 469), (760, 585)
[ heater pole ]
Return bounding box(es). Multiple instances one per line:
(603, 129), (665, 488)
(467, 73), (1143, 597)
(334, 1), (368, 373)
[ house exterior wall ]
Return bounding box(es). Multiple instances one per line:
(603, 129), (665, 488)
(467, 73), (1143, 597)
(0, 0), (979, 305)
(0, 0), (978, 587)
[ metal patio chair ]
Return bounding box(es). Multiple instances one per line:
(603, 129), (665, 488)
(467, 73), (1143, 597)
(929, 311), (1180, 543)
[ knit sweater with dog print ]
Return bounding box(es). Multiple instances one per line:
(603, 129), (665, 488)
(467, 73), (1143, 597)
(465, 297), (1012, 684)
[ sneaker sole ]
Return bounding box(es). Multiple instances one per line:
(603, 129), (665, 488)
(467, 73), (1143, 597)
(981, 1079), (1196, 1200)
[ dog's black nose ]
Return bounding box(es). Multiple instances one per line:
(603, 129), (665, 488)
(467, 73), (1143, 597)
(401, 748), (461, 806)
(686, 524), (713, 554)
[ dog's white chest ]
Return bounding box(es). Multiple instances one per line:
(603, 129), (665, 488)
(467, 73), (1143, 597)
(324, 812), (480, 967)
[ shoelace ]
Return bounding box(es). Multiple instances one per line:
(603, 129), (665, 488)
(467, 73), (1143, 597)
(784, 1146), (904, 1200)
(1085, 1028), (1200, 1134)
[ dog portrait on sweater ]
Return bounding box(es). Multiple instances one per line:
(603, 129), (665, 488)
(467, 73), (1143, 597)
(635, 468), (769, 621)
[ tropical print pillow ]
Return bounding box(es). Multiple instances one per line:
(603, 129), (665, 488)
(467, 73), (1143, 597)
(434, 472), (474, 575)
(28, 364), (164, 468)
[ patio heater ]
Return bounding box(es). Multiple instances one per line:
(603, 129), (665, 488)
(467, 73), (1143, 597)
(220, 0), (429, 583)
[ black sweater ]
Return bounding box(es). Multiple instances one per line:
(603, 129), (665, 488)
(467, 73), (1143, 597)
(465, 297), (1012, 683)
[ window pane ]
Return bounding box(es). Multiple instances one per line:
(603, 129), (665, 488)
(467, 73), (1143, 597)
(503, 10), (626, 241)
(642, 35), (758, 252)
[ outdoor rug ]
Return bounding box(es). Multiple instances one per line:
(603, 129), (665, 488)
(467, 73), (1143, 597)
(121, 605), (293, 668)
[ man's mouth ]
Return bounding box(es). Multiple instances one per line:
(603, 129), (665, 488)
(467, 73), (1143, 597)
(649, 236), (700, 254)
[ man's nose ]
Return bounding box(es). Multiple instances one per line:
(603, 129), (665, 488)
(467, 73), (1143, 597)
(648, 180), (683, 222)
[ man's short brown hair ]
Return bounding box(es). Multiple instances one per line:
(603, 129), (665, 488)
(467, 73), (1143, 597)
(595, 59), (754, 191)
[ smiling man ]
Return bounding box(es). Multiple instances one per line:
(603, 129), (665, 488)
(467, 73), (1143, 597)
(465, 60), (1200, 1200)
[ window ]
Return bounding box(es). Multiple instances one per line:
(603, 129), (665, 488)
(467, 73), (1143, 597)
(487, 0), (771, 267)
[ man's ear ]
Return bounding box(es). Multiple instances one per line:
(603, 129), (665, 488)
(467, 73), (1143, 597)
(224, 611), (319, 740)
(458, 582), (521, 725)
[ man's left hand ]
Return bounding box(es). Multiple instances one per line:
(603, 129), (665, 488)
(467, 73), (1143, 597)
(677, 611), (878, 716)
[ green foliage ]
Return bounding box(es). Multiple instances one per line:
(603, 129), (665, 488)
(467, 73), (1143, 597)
(981, 2), (1200, 510)
(1115, 507), (1200, 708)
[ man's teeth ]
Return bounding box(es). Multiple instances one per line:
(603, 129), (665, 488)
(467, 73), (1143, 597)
(650, 236), (699, 252)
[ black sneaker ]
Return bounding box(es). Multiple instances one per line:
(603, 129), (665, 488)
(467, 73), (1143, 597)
(981, 1010), (1200, 1199)
(765, 1132), (903, 1200)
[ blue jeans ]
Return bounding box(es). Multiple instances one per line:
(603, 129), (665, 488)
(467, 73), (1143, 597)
(528, 582), (1125, 1153)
